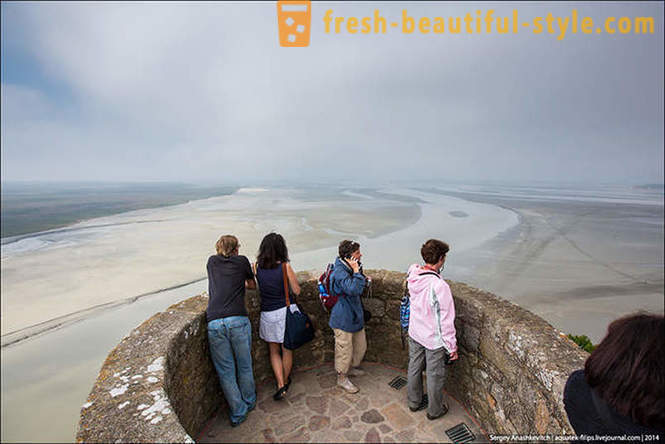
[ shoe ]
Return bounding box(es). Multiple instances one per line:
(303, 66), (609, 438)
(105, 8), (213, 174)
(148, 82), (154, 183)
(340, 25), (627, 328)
(231, 413), (248, 427)
(337, 374), (359, 394)
(347, 367), (365, 377)
(426, 404), (449, 420)
(285, 376), (292, 390)
(409, 397), (428, 412)
(273, 385), (288, 401)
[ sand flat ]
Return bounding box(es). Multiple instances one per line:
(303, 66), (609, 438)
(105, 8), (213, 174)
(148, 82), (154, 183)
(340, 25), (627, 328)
(1, 187), (517, 337)
(430, 186), (664, 343)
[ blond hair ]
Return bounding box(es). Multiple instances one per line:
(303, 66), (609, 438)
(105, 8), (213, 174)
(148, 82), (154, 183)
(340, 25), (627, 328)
(216, 235), (239, 257)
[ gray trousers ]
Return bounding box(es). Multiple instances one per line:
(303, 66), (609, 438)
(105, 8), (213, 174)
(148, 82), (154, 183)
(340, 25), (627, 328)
(407, 337), (447, 417)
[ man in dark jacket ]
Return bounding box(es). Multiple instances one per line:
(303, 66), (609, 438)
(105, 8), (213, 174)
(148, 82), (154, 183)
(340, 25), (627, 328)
(329, 240), (367, 393)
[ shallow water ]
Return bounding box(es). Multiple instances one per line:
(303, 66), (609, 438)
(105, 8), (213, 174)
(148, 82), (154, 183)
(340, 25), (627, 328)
(1, 280), (208, 442)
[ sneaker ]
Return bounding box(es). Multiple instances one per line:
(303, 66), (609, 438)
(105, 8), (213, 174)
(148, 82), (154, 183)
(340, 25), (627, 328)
(347, 367), (365, 377)
(337, 374), (359, 393)
(426, 404), (449, 420)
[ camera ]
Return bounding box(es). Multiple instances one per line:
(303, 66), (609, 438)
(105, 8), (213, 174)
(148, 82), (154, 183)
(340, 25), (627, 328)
(444, 349), (454, 365)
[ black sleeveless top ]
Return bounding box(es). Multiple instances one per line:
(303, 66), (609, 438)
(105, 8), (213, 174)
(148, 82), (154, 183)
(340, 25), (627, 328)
(256, 263), (295, 312)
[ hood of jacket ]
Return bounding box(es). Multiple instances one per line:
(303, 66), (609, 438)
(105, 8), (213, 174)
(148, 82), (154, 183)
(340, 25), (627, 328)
(407, 264), (440, 291)
(334, 256), (350, 272)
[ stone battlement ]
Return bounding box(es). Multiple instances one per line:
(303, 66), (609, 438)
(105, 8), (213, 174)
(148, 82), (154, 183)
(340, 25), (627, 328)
(76, 270), (588, 442)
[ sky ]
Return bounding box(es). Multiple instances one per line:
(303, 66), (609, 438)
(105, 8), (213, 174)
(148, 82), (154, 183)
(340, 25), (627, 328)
(1, 1), (663, 185)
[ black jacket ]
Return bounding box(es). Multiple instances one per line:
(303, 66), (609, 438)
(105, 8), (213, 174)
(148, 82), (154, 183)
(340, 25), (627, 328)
(564, 370), (664, 437)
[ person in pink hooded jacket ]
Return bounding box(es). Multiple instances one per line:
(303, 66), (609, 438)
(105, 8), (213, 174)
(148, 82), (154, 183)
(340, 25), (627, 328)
(406, 239), (458, 420)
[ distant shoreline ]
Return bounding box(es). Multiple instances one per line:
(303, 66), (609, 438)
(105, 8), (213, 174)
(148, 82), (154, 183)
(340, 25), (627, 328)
(1, 182), (238, 239)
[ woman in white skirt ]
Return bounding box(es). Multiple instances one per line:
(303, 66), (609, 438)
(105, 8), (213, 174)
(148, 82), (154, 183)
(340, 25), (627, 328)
(254, 233), (301, 400)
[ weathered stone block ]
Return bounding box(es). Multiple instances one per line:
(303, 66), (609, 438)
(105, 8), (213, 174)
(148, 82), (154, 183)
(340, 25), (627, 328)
(380, 403), (413, 430)
(478, 335), (521, 385)
(385, 299), (402, 321)
(365, 427), (381, 443)
(305, 395), (328, 415)
(460, 323), (480, 352)
(360, 409), (385, 424)
(332, 416), (352, 430)
(308, 415), (331, 432)
(363, 298), (386, 318)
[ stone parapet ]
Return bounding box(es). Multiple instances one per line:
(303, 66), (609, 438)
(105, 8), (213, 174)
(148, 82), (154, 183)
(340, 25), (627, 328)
(77, 270), (588, 442)
(446, 281), (588, 434)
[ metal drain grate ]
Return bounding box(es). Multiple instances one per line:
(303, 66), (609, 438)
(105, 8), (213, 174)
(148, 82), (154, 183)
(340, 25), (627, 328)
(388, 376), (407, 390)
(445, 423), (475, 443)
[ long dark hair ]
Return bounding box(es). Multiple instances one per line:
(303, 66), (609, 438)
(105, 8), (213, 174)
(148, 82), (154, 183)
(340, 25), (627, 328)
(585, 312), (664, 429)
(257, 233), (289, 269)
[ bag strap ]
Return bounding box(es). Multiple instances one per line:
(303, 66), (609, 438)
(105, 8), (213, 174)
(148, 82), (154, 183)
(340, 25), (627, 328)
(252, 262), (259, 291)
(419, 271), (440, 278)
(282, 263), (291, 306)
(403, 271), (440, 300)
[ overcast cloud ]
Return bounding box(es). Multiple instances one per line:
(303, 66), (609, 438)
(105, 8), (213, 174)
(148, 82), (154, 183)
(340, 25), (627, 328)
(1, 2), (663, 184)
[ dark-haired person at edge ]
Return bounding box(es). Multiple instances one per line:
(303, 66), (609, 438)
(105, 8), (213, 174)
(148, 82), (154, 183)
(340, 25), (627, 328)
(564, 313), (665, 435)
(254, 233), (301, 401)
(329, 240), (368, 394)
(206, 235), (257, 427)
(406, 239), (458, 420)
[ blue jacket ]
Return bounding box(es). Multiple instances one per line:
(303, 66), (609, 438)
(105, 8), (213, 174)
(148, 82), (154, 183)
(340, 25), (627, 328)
(328, 256), (366, 332)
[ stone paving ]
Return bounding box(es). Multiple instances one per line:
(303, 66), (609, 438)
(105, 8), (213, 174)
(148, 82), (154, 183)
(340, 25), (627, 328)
(198, 362), (487, 443)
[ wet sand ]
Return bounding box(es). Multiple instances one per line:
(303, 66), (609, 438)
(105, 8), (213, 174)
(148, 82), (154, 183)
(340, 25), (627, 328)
(430, 187), (664, 344)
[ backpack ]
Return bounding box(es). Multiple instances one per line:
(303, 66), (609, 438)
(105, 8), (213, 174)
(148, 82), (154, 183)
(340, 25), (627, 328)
(400, 270), (439, 348)
(318, 263), (337, 311)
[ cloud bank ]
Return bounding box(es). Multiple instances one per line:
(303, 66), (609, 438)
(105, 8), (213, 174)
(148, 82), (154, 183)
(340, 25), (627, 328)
(1, 2), (663, 184)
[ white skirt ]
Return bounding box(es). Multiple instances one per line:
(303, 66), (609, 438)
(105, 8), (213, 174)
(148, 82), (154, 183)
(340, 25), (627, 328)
(259, 304), (300, 343)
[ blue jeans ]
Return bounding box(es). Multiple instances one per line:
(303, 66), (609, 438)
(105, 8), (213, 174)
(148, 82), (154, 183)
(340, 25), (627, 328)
(207, 316), (256, 424)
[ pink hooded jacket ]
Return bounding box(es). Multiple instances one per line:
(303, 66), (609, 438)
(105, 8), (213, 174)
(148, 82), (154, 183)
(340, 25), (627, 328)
(406, 264), (457, 353)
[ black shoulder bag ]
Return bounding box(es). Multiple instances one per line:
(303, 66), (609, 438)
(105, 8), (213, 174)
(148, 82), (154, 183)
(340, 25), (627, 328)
(282, 263), (315, 350)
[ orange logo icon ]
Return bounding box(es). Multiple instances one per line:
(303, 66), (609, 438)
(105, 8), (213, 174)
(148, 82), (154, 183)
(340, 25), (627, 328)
(277, 0), (311, 47)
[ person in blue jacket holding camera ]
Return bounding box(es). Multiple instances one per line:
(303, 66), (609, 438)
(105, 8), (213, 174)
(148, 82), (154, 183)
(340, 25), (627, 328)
(329, 240), (368, 394)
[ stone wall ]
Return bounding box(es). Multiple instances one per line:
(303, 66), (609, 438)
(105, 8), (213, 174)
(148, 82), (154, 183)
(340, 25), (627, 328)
(446, 281), (589, 434)
(77, 270), (588, 442)
(76, 271), (330, 443)
(76, 295), (205, 442)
